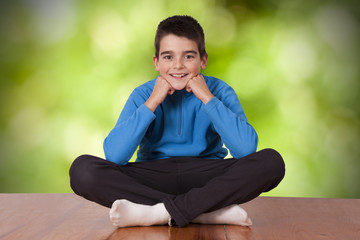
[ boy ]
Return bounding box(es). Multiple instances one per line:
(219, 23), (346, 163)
(69, 15), (285, 228)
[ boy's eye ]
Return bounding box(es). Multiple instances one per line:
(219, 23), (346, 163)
(185, 55), (195, 59)
(163, 55), (172, 60)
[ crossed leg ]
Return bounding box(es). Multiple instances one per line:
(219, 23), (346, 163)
(109, 200), (252, 227)
(70, 149), (284, 228)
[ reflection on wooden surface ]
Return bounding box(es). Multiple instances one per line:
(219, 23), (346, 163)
(0, 194), (359, 240)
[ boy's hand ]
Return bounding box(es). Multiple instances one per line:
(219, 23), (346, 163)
(186, 75), (214, 104)
(145, 76), (175, 112)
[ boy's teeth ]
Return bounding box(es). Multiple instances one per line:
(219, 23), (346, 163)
(172, 74), (186, 77)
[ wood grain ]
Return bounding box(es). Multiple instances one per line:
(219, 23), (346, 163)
(231, 197), (360, 240)
(0, 194), (359, 239)
(0, 194), (114, 239)
(107, 224), (226, 240)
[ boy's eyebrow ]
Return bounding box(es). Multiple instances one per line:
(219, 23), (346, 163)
(160, 51), (172, 56)
(184, 50), (198, 55)
(160, 50), (198, 56)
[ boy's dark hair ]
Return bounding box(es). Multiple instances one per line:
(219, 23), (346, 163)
(154, 15), (207, 59)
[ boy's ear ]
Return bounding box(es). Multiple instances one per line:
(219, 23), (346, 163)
(200, 54), (208, 70)
(153, 55), (160, 71)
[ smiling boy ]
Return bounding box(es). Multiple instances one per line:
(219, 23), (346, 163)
(146, 34), (211, 112)
(70, 15), (285, 228)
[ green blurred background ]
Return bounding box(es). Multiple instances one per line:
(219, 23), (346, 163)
(0, 0), (359, 198)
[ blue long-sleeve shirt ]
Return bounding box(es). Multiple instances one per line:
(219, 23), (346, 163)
(104, 75), (258, 165)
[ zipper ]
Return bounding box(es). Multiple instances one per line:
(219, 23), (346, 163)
(178, 95), (183, 135)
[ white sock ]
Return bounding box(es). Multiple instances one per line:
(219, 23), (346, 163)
(109, 199), (170, 228)
(192, 204), (252, 226)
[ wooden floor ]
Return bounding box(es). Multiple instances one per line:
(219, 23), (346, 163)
(0, 194), (359, 240)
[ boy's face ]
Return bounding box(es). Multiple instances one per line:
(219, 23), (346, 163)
(153, 34), (208, 91)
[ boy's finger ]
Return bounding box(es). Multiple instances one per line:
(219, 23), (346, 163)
(168, 83), (175, 94)
(193, 74), (204, 82)
(185, 78), (192, 89)
(157, 75), (167, 83)
(185, 84), (192, 92)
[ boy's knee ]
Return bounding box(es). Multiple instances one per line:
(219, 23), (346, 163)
(259, 148), (285, 179)
(69, 155), (90, 179)
(69, 155), (98, 194)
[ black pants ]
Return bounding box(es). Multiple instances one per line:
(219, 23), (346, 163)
(69, 148), (285, 227)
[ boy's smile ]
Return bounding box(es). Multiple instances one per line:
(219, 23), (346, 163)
(153, 34), (207, 90)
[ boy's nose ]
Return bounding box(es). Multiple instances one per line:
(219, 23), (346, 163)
(173, 58), (184, 69)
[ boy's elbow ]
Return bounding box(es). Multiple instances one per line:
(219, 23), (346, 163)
(104, 150), (128, 166)
(103, 139), (127, 166)
(231, 132), (258, 158)
(246, 127), (258, 154)
(248, 131), (259, 154)
(248, 138), (258, 156)
(233, 143), (257, 159)
(103, 144), (116, 164)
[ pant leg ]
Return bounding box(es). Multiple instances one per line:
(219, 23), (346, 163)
(70, 149), (285, 227)
(69, 155), (219, 208)
(163, 148), (285, 227)
(69, 155), (176, 208)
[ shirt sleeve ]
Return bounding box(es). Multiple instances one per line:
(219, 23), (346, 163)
(103, 89), (155, 165)
(202, 85), (258, 158)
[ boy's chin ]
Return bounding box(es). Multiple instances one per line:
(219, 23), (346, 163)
(173, 86), (186, 91)
(170, 81), (190, 91)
